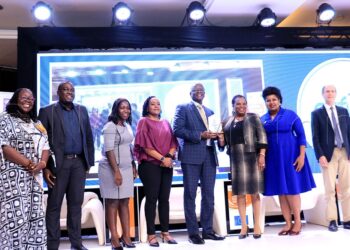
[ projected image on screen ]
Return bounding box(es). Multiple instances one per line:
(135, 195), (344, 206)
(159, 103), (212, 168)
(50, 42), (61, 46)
(37, 50), (350, 185)
(37, 52), (264, 180)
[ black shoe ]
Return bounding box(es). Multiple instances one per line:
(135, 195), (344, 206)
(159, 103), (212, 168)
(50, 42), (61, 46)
(202, 232), (225, 240)
(71, 245), (88, 250)
(328, 220), (338, 232)
(253, 234), (261, 239)
(120, 238), (136, 248)
(189, 234), (205, 244)
(343, 221), (350, 230)
(238, 226), (249, 239)
(111, 246), (123, 250)
(161, 233), (178, 244)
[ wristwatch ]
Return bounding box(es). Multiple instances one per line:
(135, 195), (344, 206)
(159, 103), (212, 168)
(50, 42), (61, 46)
(160, 156), (165, 162)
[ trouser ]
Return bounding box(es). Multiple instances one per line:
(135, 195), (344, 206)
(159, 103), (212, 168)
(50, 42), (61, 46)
(322, 147), (350, 222)
(138, 161), (173, 234)
(46, 157), (86, 250)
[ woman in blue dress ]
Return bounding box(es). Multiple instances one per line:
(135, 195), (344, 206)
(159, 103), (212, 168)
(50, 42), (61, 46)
(261, 87), (316, 236)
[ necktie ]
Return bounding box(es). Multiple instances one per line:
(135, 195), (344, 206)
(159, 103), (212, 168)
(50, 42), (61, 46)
(330, 107), (342, 148)
(197, 104), (209, 130)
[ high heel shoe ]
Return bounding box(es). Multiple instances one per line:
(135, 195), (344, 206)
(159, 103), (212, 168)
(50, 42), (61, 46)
(120, 237), (136, 248)
(289, 225), (302, 236)
(253, 234), (261, 239)
(111, 246), (123, 250)
(238, 226), (249, 239)
(278, 225), (292, 236)
(111, 238), (123, 250)
(148, 235), (159, 247)
(161, 232), (178, 244)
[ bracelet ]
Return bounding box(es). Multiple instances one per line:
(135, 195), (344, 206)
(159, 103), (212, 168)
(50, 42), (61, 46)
(259, 153), (265, 156)
(165, 153), (175, 159)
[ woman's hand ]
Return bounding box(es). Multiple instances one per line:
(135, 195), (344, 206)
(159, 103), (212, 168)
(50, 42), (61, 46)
(293, 154), (305, 172)
(28, 161), (46, 174)
(114, 169), (123, 186)
(258, 154), (265, 171)
(161, 157), (173, 168)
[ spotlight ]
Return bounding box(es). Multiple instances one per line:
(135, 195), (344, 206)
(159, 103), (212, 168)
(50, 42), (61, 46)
(256, 8), (276, 27)
(317, 3), (335, 24)
(112, 2), (133, 26)
(32, 1), (52, 23)
(182, 1), (206, 26)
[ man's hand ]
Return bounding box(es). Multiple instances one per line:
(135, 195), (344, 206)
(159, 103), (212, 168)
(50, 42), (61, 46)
(201, 131), (218, 139)
(43, 168), (56, 188)
(319, 156), (329, 168)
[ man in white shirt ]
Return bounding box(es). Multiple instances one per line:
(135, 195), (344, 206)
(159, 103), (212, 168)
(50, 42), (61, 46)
(311, 84), (350, 232)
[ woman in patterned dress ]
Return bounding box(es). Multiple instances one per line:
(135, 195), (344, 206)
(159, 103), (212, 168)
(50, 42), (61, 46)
(218, 95), (267, 239)
(0, 88), (50, 249)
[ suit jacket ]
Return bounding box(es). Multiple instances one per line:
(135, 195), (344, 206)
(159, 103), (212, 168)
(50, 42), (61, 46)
(173, 102), (218, 165)
(222, 113), (268, 153)
(38, 102), (95, 173)
(311, 105), (350, 162)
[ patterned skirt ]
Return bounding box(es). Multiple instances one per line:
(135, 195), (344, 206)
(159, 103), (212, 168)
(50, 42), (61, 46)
(230, 144), (264, 195)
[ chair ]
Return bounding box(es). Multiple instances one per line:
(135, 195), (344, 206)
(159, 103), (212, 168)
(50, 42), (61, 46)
(43, 191), (105, 245)
(139, 184), (227, 243)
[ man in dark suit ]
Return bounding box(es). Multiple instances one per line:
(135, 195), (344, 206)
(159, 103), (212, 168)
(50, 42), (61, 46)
(311, 84), (350, 232)
(173, 83), (224, 244)
(39, 81), (94, 250)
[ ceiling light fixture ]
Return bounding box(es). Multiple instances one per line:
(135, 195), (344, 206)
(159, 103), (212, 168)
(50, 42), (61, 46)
(256, 7), (277, 28)
(112, 2), (133, 26)
(32, 1), (53, 25)
(181, 1), (206, 26)
(316, 3), (335, 25)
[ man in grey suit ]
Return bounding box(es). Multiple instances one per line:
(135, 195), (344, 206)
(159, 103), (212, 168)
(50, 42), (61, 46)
(311, 84), (350, 232)
(39, 81), (94, 250)
(173, 83), (224, 244)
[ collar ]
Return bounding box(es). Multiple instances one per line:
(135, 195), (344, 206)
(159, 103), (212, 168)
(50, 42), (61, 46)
(192, 100), (202, 107)
(59, 101), (74, 111)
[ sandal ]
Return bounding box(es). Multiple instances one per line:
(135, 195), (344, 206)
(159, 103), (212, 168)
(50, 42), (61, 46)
(148, 235), (159, 247)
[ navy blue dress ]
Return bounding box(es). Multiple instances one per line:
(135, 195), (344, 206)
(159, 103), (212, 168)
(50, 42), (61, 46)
(261, 108), (316, 195)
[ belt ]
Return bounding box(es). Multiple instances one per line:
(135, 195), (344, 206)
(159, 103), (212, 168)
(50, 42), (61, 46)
(64, 154), (81, 159)
(334, 144), (345, 148)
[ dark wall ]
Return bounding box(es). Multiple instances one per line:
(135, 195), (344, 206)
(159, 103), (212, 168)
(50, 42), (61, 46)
(17, 26), (350, 94)
(0, 67), (17, 92)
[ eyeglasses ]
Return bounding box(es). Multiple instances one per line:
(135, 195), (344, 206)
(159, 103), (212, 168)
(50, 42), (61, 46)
(191, 90), (205, 93)
(60, 88), (75, 93)
(19, 97), (35, 102)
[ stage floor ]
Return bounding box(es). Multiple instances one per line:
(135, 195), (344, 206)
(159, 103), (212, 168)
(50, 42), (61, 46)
(59, 223), (349, 250)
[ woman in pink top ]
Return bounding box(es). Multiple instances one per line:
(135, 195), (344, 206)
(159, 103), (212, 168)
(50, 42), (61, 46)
(134, 96), (178, 247)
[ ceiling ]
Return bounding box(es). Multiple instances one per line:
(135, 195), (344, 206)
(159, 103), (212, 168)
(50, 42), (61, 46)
(0, 0), (349, 69)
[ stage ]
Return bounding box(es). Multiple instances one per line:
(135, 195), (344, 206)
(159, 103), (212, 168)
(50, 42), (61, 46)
(59, 223), (349, 250)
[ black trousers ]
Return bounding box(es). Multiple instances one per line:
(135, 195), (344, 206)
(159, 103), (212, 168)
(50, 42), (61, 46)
(46, 157), (86, 250)
(138, 161), (173, 235)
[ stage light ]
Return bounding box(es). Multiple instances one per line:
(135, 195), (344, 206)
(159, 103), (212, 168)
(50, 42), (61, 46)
(317, 3), (335, 24)
(32, 1), (52, 23)
(112, 2), (132, 26)
(188, 1), (206, 21)
(182, 1), (206, 26)
(256, 8), (276, 28)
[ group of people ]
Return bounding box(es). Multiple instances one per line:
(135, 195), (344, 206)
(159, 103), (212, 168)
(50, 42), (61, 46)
(0, 81), (349, 250)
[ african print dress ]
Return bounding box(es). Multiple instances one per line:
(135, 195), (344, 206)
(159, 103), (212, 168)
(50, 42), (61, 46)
(0, 112), (49, 249)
